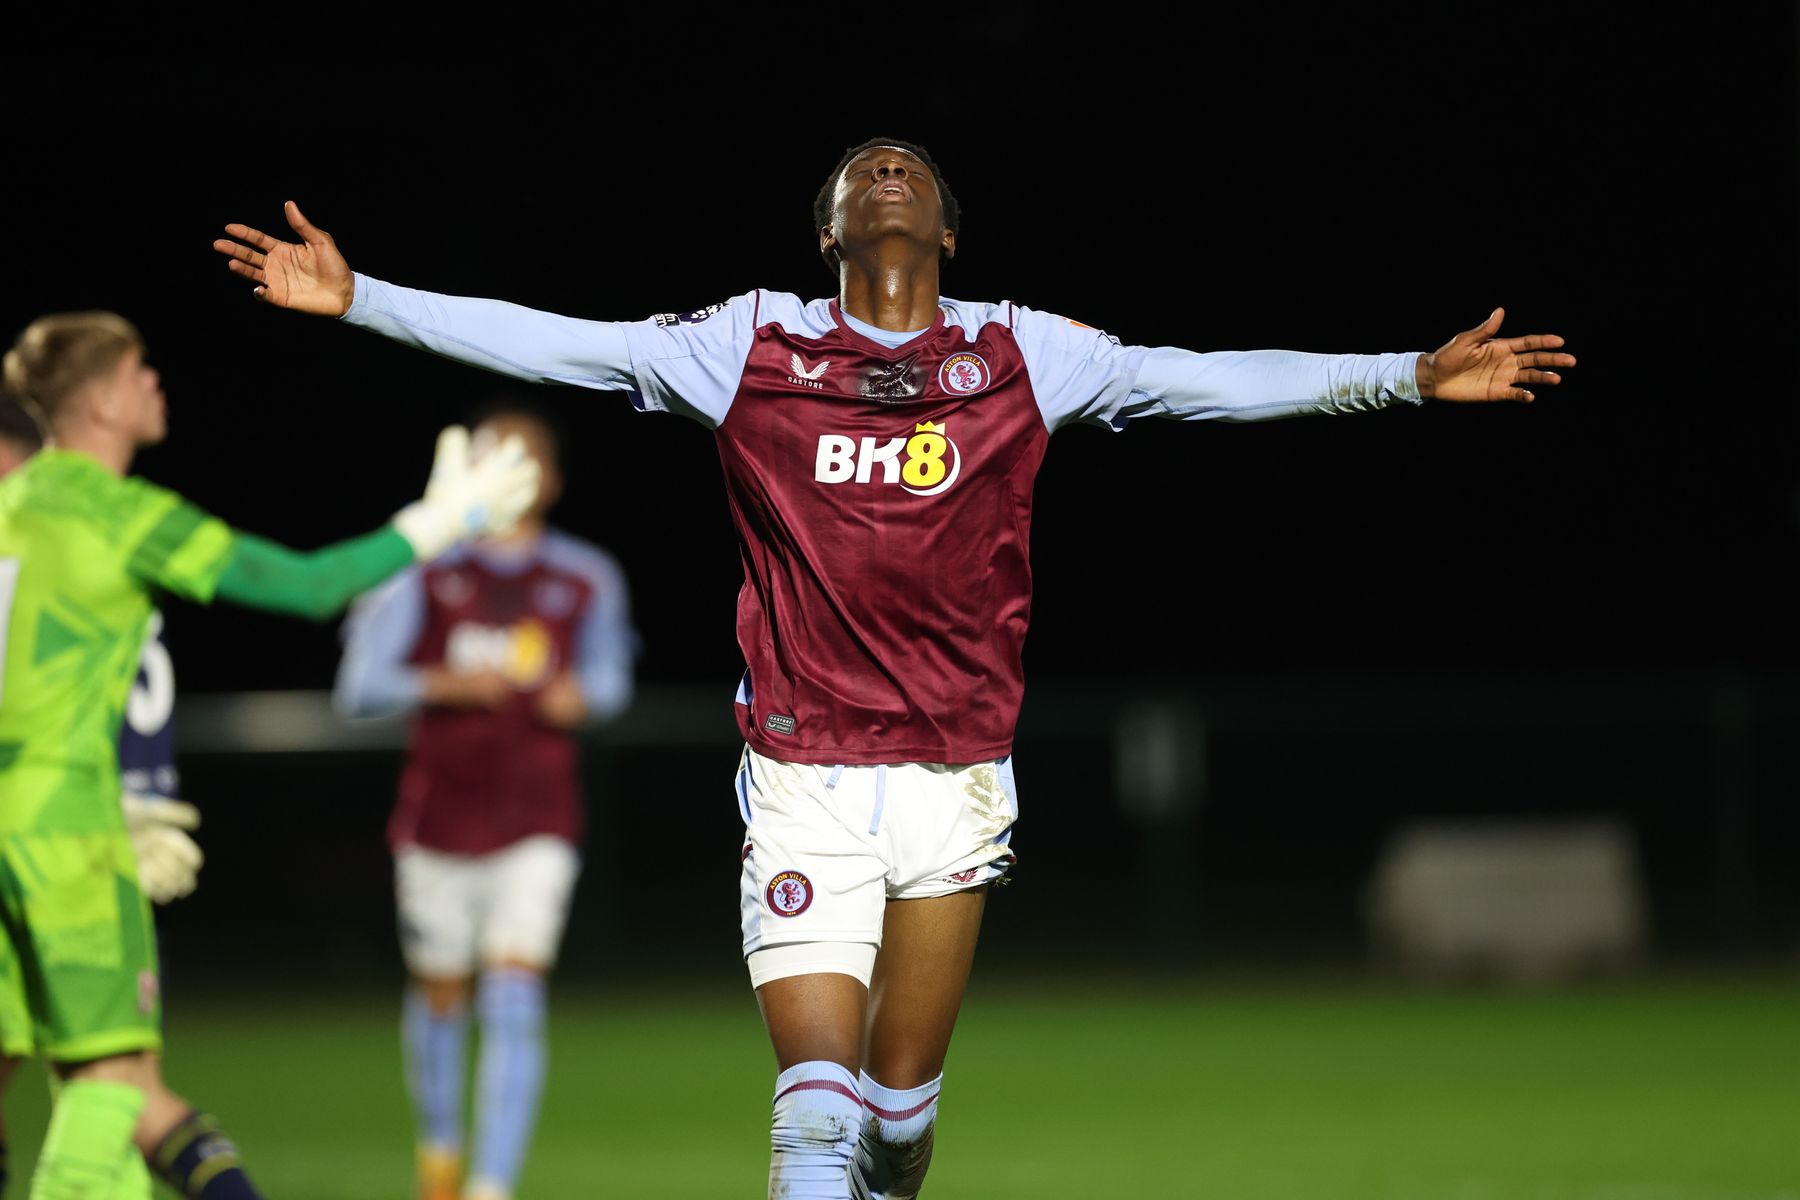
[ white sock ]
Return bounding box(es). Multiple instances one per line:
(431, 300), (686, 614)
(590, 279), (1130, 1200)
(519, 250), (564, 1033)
(769, 1061), (862, 1199)
(851, 1071), (940, 1200)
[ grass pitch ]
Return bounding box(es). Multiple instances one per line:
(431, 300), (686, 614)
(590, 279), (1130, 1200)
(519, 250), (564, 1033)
(3, 969), (1795, 1198)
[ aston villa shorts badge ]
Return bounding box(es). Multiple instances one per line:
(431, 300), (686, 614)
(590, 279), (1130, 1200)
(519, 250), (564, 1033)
(767, 870), (814, 917)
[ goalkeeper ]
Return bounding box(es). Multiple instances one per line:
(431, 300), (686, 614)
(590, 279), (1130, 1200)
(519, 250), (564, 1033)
(0, 391), (197, 910)
(0, 392), (196, 1200)
(0, 310), (539, 1200)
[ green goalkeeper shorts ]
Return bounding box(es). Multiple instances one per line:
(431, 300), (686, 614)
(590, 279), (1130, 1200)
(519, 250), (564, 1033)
(0, 829), (162, 1061)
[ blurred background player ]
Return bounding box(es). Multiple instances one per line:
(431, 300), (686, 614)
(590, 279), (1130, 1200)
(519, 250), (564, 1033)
(333, 396), (639, 1200)
(0, 313), (539, 1200)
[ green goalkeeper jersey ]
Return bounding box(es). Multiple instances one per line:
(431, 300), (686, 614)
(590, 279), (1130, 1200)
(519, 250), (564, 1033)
(0, 449), (235, 835)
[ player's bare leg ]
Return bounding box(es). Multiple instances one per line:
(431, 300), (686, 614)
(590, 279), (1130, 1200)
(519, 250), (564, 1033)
(853, 887), (986, 1200)
(406, 974), (473, 1200)
(463, 957), (550, 1200)
(758, 971), (867, 1073)
(757, 970), (869, 1199)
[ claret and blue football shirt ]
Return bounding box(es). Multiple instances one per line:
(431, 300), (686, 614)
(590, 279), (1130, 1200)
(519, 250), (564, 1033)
(342, 277), (1420, 765)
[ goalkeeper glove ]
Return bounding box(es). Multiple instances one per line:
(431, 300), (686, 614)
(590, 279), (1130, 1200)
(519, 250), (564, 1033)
(121, 792), (204, 905)
(392, 425), (541, 560)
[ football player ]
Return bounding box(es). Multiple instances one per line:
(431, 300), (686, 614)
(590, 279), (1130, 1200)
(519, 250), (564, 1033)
(215, 138), (1574, 1200)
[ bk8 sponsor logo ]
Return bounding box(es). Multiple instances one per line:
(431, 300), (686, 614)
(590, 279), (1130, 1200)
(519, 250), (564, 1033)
(446, 619), (554, 687)
(814, 420), (961, 497)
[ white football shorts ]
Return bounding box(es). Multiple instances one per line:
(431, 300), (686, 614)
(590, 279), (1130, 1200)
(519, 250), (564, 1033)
(394, 834), (581, 978)
(736, 745), (1019, 967)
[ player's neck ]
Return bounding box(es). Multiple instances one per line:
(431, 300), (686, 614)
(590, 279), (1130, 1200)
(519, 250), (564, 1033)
(49, 425), (134, 476)
(482, 517), (546, 547)
(836, 251), (941, 333)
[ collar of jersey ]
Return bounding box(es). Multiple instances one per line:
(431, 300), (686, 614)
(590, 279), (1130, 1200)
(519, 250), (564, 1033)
(826, 298), (949, 358)
(447, 532), (548, 577)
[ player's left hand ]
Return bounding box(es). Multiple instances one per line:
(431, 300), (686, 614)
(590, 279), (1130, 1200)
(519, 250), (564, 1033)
(534, 672), (587, 729)
(121, 793), (204, 905)
(1416, 308), (1576, 403)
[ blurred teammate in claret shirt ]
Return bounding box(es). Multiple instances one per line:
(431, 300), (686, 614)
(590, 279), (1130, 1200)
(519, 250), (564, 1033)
(333, 396), (640, 1200)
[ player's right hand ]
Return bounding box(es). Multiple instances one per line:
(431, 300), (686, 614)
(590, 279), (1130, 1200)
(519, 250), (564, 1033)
(393, 426), (542, 560)
(212, 201), (356, 317)
(1414, 308), (1576, 404)
(121, 792), (204, 905)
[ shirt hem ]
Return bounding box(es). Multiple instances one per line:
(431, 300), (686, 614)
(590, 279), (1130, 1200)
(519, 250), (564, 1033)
(388, 829), (581, 857)
(741, 733), (1015, 767)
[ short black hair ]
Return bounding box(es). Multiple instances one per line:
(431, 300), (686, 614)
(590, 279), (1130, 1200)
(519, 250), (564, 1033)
(0, 387), (46, 453)
(465, 393), (565, 471)
(813, 137), (961, 277)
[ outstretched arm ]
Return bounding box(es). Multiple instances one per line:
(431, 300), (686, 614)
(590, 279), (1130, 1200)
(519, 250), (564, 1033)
(213, 203), (636, 391)
(140, 426), (538, 623)
(1018, 306), (1575, 432)
(1128, 345), (1426, 423)
(1133, 308), (1574, 421)
(214, 527), (415, 623)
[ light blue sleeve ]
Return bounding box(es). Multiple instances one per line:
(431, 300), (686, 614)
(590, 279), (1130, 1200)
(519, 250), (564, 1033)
(342, 272), (638, 393)
(341, 275), (762, 428)
(615, 292), (766, 428)
(1013, 304), (1423, 432)
(567, 545), (639, 724)
(332, 566), (427, 719)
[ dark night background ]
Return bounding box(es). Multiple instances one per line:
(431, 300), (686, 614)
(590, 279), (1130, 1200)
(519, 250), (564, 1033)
(2, 6), (1797, 981)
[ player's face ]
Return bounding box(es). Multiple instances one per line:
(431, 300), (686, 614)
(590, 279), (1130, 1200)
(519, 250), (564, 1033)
(822, 146), (955, 265)
(106, 348), (167, 447)
(474, 415), (563, 520)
